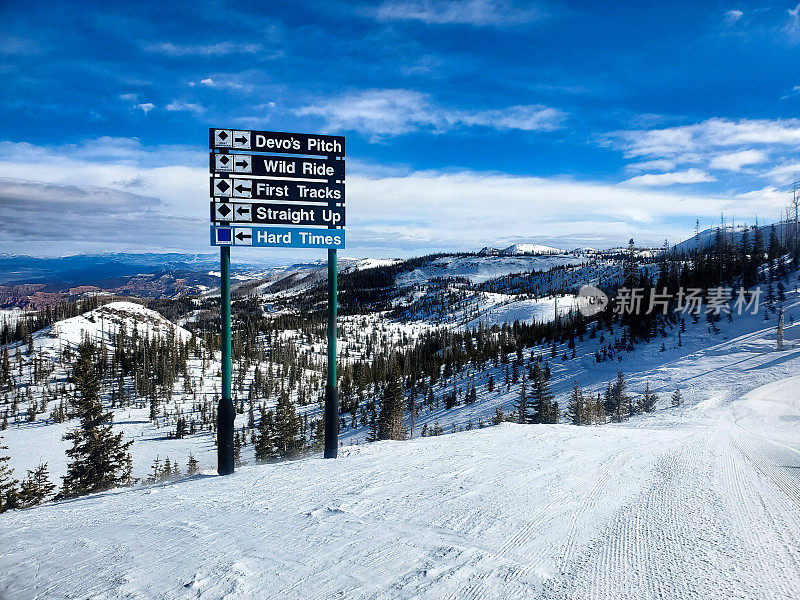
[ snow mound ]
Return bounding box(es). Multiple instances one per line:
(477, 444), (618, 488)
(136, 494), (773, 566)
(502, 243), (563, 255)
(46, 301), (191, 349)
(347, 258), (402, 271)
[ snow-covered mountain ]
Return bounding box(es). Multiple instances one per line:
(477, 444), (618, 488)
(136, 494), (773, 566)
(478, 243), (563, 256)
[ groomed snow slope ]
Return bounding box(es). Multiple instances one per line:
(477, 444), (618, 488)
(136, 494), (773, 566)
(3, 371), (800, 599)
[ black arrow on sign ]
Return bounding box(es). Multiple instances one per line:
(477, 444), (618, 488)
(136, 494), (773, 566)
(216, 180), (230, 193)
(217, 204), (232, 217)
(235, 158), (248, 168)
(236, 207), (249, 217)
(235, 183), (249, 193)
(234, 136), (247, 144)
(236, 231), (252, 241)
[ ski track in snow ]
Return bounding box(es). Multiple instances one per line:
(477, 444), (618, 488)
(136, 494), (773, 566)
(3, 378), (800, 600)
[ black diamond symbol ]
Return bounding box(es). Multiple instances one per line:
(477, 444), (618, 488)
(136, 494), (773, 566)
(216, 180), (230, 193)
(218, 131), (229, 140)
(219, 155), (230, 165)
(218, 204), (231, 216)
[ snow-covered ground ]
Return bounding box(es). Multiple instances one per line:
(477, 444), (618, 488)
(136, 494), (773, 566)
(462, 293), (578, 329)
(2, 364), (799, 599)
(3, 257), (800, 598)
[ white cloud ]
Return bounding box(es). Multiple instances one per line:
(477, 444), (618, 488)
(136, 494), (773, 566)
(724, 9), (743, 25)
(143, 42), (264, 56)
(709, 149), (767, 171)
(0, 139), (787, 256)
(165, 100), (204, 114)
(135, 103), (155, 114)
(189, 73), (260, 91)
(0, 140), (208, 254)
(762, 162), (800, 185)
(734, 186), (787, 206)
(368, 0), (546, 26)
(296, 89), (565, 138)
(606, 118), (800, 185)
(624, 159), (678, 172)
(781, 85), (800, 99)
(343, 170), (774, 252)
(119, 93), (138, 102)
(608, 118), (800, 158)
(623, 169), (716, 186)
(456, 105), (565, 131)
(787, 4), (800, 42)
(0, 36), (41, 56)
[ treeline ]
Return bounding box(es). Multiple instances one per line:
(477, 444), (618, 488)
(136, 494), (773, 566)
(0, 295), (120, 346)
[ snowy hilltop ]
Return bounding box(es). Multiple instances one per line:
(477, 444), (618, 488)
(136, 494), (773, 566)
(478, 243), (564, 256)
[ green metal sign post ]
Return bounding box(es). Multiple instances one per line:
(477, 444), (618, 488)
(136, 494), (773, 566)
(218, 245), (235, 475)
(324, 248), (339, 458)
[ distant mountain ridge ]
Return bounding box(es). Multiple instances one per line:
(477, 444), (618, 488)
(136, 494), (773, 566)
(478, 243), (563, 256)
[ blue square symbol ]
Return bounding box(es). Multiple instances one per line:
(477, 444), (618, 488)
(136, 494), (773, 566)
(216, 227), (232, 243)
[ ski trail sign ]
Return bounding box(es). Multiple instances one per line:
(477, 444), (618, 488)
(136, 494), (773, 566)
(208, 127), (345, 471)
(210, 129), (344, 157)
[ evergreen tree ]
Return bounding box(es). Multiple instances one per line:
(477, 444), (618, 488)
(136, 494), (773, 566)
(310, 418), (325, 451)
(58, 341), (133, 499)
(516, 380), (528, 424)
(163, 456), (174, 479)
(378, 363), (405, 440)
(19, 463), (55, 508)
(595, 392), (606, 424)
(492, 406), (504, 425)
(273, 392), (302, 458)
(624, 238), (638, 287)
(187, 453), (200, 476)
(752, 225), (765, 282)
(0, 435), (19, 513)
(638, 382), (659, 413)
(365, 403), (379, 442)
(566, 381), (585, 425)
(146, 457), (163, 484)
(671, 389), (683, 406)
(604, 371), (631, 422)
(248, 400), (256, 429)
(1, 346), (9, 390)
(254, 410), (276, 461)
(530, 363), (556, 423)
(467, 383), (477, 404)
(233, 432), (242, 466)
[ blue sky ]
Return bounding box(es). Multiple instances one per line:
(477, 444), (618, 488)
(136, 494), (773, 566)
(2, 0), (800, 260)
